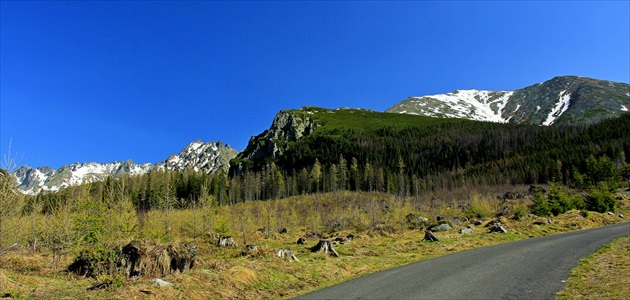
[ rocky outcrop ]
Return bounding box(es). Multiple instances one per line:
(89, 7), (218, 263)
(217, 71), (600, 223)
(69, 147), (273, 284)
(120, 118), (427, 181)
(155, 140), (237, 173)
(231, 108), (319, 174)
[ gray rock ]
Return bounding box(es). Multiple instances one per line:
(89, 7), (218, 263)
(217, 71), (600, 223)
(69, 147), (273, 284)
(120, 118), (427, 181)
(153, 278), (172, 287)
(430, 223), (453, 232)
(618, 213), (624, 218)
(459, 226), (474, 234)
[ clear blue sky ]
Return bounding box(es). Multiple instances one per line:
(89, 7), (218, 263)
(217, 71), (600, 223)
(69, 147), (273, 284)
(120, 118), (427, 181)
(1, 1), (629, 170)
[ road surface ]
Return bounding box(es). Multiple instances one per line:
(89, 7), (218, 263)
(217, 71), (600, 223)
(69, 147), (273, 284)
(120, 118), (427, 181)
(295, 222), (630, 299)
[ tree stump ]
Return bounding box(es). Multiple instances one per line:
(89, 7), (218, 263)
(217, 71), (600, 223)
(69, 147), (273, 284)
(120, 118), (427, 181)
(277, 248), (299, 261)
(488, 224), (507, 233)
(69, 241), (197, 279)
(217, 236), (237, 247)
(309, 239), (339, 257)
(422, 230), (439, 242)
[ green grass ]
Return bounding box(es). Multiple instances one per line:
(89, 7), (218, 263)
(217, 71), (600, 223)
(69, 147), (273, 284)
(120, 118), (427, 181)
(557, 236), (629, 299)
(292, 106), (472, 132)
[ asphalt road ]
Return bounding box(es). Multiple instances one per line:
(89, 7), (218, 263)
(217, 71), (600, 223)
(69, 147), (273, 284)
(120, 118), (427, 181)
(295, 222), (630, 300)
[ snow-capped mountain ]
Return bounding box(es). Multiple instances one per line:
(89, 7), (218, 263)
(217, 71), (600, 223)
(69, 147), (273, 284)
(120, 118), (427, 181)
(387, 76), (630, 126)
(12, 140), (238, 195)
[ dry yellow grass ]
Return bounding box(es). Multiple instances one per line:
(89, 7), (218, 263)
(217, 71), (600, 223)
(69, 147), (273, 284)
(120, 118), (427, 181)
(557, 236), (630, 300)
(0, 189), (628, 299)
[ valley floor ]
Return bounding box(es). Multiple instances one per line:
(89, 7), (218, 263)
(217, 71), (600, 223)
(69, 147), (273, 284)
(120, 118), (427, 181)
(1, 188), (629, 299)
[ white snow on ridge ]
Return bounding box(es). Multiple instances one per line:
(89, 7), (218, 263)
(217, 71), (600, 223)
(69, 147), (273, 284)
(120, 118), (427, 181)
(411, 89), (514, 123)
(622, 105), (628, 112)
(542, 90), (571, 126)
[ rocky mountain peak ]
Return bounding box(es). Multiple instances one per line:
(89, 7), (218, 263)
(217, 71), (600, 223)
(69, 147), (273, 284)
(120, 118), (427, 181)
(387, 76), (629, 126)
(12, 140), (237, 195)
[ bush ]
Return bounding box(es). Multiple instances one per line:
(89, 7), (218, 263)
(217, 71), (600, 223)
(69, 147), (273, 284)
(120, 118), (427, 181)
(585, 185), (617, 213)
(547, 183), (584, 216)
(530, 187), (551, 217)
(513, 207), (527, 221)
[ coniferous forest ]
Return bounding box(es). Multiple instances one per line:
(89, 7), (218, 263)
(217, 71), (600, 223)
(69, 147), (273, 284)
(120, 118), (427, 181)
(27, 112), (630, 211)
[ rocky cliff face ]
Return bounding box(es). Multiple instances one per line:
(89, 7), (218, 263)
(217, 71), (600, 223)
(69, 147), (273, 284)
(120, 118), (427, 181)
(231, 109), (319, 174)
(12, 140), (237, 195)
(155, 140), (237, 173)
(387, 76), (630, 126)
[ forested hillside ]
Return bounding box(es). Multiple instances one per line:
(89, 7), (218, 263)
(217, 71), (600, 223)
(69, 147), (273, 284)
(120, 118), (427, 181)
(29, 109), (630, 210)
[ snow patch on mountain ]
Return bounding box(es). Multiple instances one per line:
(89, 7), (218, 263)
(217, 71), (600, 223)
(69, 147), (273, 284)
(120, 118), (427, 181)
(13, 140), (237, 195)
(542, 90), (571, 126)
(401, 89), (514, 123)
(622, 105), (628, 112)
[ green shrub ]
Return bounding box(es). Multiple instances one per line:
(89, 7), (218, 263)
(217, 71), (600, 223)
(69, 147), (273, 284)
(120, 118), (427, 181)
(585, 185), (617, 213)
(513, 207), (527, 221)
(530, 187), (551, 217)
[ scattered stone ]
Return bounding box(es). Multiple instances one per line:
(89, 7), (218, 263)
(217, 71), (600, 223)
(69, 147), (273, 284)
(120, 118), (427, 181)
(489, 224), (508, 233)
(296, 237), (306, 245)
(618, 213), (624, 218)
(422, 230), (439, 242)
(459, 226), (474, 234)
(534, 218), (553, 225)
(278, 228), (289, 234)
(153, 278), (172, 287)
(217, 236), (237, 247)
(309, 239), (339, 257)
(430, 223), (453, 232)
(607, 211), (614, 215)
(436, 215), (445, 221)
(406, 213), (429, 228)
(473, 220), (483, 226)
(245, 244), (258, 252)
(277, 248), (299, 261)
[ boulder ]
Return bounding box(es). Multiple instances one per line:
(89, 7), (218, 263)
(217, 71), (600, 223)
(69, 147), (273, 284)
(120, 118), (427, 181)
(459, 226), (474, 234)
(430, 223), (453, 232)
(153, 278), (172, 287)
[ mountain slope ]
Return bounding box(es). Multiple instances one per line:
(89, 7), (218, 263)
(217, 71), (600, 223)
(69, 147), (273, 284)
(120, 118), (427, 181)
(387, 76), (630, 125)
(13, 140), (237, 195)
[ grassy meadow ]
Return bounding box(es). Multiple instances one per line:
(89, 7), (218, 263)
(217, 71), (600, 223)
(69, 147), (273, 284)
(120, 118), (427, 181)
(1, 185), (628, 299)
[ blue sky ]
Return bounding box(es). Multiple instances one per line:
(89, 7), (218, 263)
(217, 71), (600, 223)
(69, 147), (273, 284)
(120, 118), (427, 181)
(1, 1), (629, 170)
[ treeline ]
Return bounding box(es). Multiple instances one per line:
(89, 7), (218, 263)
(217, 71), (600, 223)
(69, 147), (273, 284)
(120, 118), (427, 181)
(28, 114), (630, 212)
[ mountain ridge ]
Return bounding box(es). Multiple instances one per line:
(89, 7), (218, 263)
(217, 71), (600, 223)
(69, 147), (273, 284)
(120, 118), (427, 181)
(386, 76), (629, 125)
(12, 75), (629, 195)
(12, 140), (237, 195)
